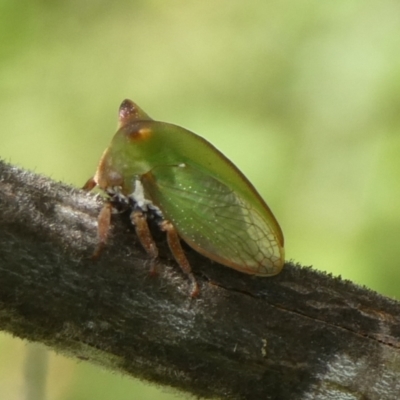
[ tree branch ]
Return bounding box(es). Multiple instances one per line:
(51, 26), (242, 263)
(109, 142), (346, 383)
(0, 159), (399, 400)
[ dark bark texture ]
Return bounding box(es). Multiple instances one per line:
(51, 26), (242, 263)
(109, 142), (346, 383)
(0, 159), (400, 400)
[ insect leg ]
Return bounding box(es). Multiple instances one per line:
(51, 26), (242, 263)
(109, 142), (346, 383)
(83, 177), (97, 191)
(160, 220), (199, 297)
(130, 210), (159, 274)
(93, 201), (113, 258)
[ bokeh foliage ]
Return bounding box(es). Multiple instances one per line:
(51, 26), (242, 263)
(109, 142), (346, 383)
(1, 1), (400, 399)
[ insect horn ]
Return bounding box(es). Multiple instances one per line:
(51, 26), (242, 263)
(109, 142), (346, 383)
(118, 99), (153, 128)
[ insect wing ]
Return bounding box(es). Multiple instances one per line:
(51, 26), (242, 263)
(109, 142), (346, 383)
(142, 164), (283, 276)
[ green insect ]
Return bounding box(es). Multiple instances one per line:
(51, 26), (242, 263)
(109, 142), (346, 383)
(84, 99), (284, 296)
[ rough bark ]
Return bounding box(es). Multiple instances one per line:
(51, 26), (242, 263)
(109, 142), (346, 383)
(0, 159), (399, 400)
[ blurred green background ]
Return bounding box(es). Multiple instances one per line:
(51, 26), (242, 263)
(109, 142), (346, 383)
(1, 1), (400, 399)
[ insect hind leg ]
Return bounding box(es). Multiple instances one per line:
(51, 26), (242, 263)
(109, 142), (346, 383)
(129, 188), (199, 297)
(159, 220), (199, 298)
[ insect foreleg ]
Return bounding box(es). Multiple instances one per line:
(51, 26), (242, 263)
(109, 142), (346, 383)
(83, 177), (97, 191)
(92, 201), (113, 258)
